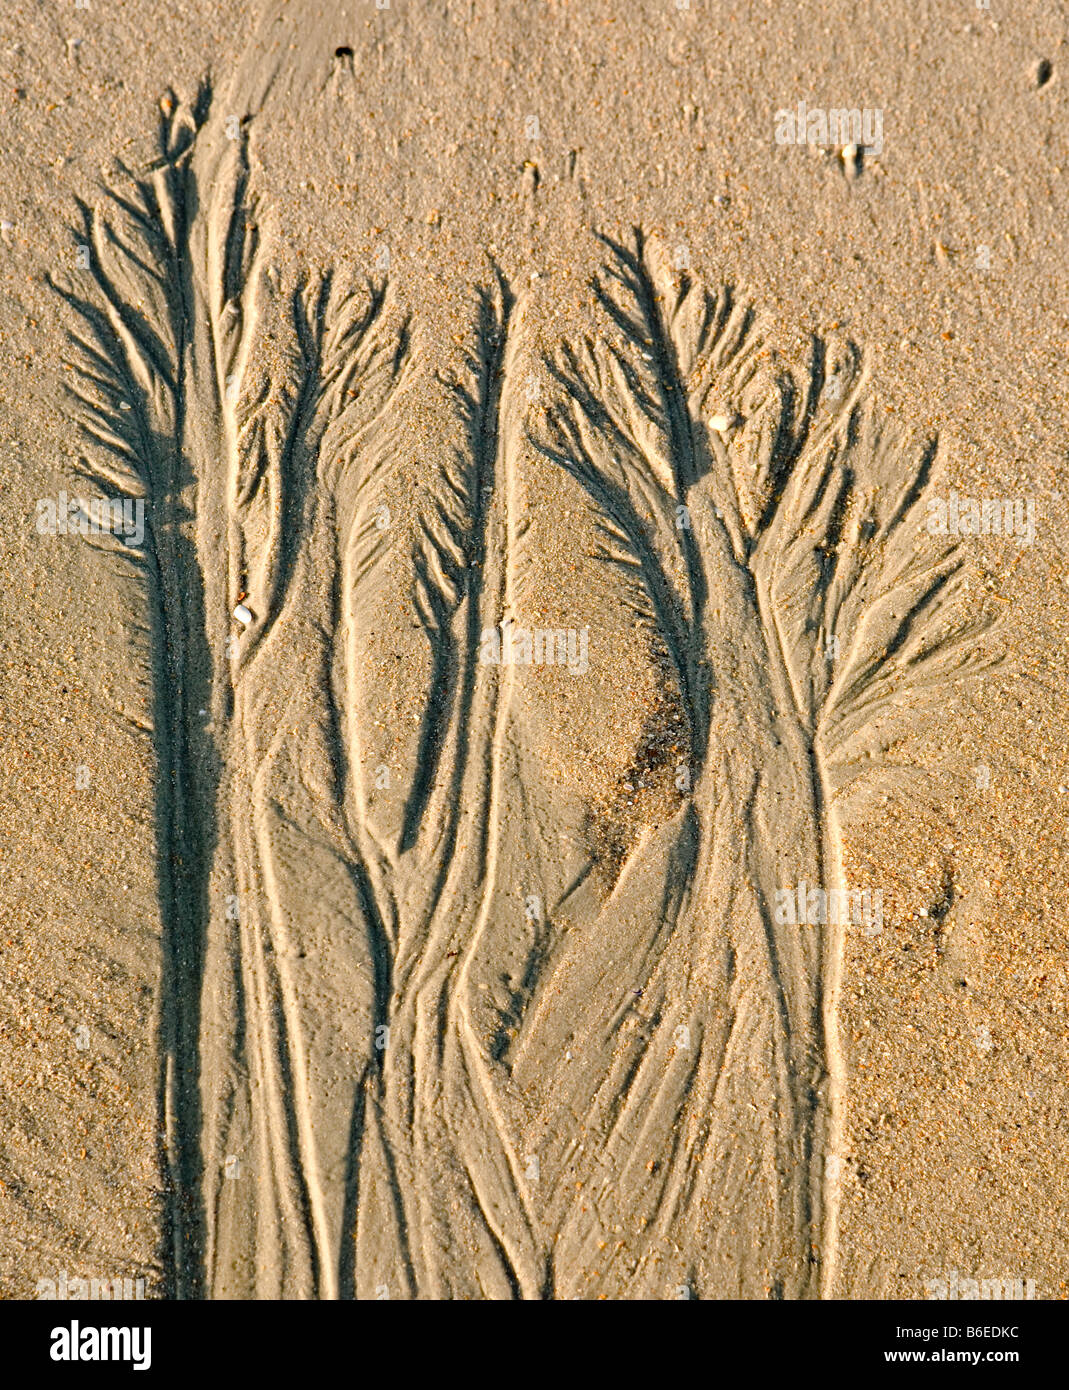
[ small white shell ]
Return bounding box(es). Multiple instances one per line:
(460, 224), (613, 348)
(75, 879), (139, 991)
(233, 603), (253, 626)
(708, 413), (733, 434)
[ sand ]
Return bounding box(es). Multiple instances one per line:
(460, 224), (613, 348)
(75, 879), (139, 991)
(1, 0), (1067, 1300)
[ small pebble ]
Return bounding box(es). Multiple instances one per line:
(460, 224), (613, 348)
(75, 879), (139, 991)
(233, 602), (253, 626)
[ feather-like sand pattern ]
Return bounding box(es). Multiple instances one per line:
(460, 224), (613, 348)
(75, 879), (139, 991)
(55, 89), (995, 1300)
